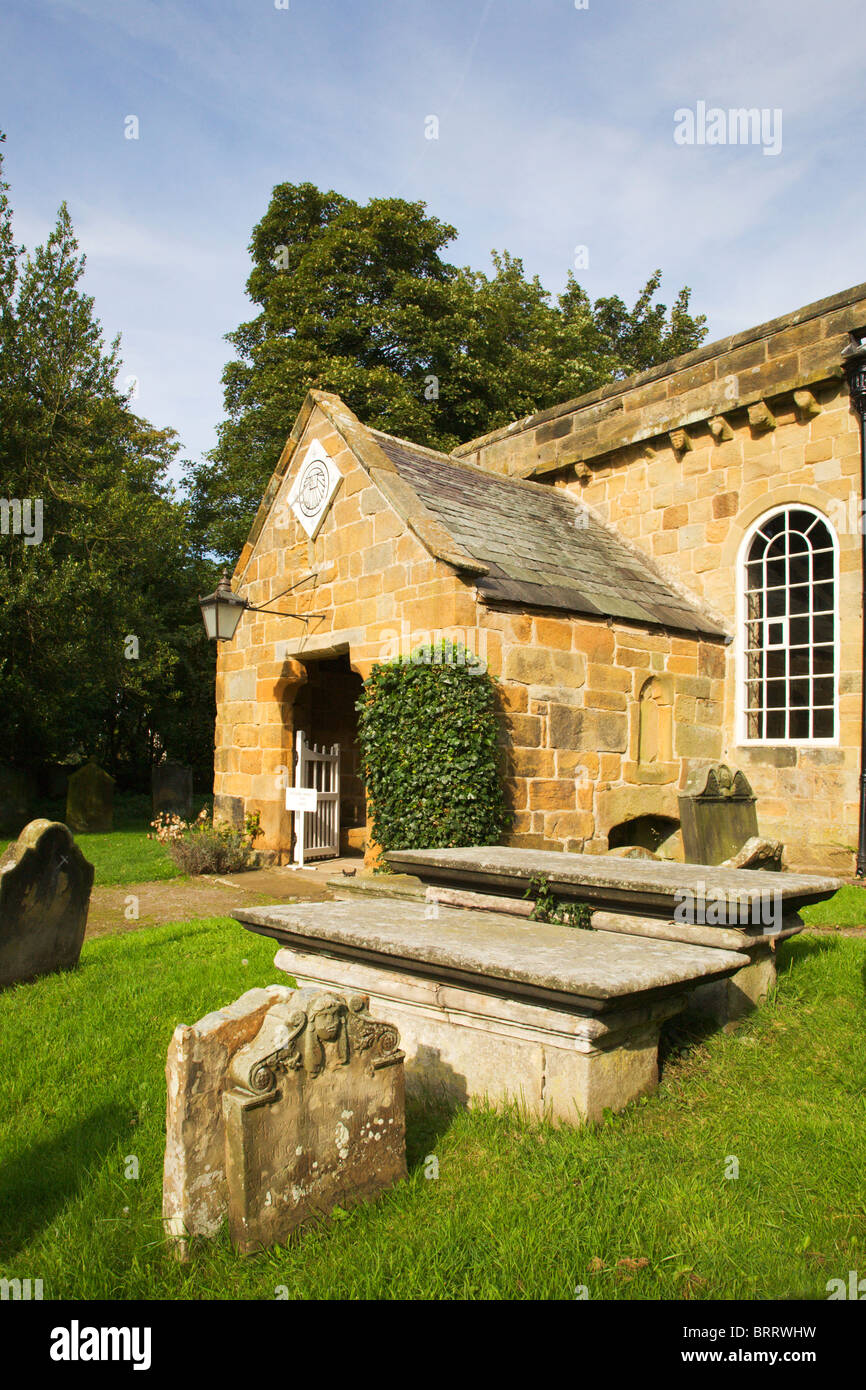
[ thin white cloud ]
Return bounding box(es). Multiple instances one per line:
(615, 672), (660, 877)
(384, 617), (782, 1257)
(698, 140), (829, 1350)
(10, 0), (866, 471)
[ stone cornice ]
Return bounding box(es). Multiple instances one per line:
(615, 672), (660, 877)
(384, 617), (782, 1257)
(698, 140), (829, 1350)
(454, 281), (866, 478)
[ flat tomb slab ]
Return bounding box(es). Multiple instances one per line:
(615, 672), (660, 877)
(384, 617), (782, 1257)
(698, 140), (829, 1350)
(234, 900), (748, 1013)
(276, 944), (686, 1124)
(386, 846), (841, 921)
(235, 902), (752, 1125)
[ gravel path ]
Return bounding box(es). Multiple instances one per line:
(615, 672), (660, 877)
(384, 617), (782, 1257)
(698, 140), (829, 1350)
(83, 862), (362, 939)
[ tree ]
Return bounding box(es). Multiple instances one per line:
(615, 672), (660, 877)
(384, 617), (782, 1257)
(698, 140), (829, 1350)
(0, 141), (217, 782)
(430, 251), (560, 443)
(189, 182), (709, 561)
(188, 184), (459, 559)
(550, 269), (708, 401)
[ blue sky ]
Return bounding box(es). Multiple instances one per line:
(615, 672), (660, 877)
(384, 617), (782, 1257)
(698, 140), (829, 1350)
(4, 0), (866, 471)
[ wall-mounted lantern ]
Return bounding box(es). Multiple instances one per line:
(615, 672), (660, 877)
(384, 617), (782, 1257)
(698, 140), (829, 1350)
(199, 572), (249, 642)
(199, 570), (327, 642)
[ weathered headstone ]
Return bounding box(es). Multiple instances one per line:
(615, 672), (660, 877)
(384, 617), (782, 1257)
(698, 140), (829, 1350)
(66, 760), (114, 834)
(151, 761), (193, 819)
(163, 986), (292, 1249)
(163, 985), (406, 1256)
(0, 765), (37, 835)
(678, 763), (759, 865)
(0, 820), (94, 989)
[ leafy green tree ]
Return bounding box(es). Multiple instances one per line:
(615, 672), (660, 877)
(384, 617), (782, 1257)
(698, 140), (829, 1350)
(190, 184), (459, 558)
(430, 251), (560, 442)
(0, 141), (217, 782)
(189, 182), (709, 561)
(550, 269), (708, 401)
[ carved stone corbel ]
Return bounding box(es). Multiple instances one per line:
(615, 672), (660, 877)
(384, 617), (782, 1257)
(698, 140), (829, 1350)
(747, 400), (777, 432)
(708, 415), (733, 442)
(669, 428), (693, 454)
(793, 389), (821, 420)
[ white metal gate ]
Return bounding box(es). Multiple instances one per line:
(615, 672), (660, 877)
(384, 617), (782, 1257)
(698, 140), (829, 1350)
(289, 730), (340, 866)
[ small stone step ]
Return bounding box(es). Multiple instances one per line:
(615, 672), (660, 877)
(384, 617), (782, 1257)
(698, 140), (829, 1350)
(324, 871), (426, 903)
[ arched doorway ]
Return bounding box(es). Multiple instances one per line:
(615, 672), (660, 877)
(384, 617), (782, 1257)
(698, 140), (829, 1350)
(292, 654), (366, 856)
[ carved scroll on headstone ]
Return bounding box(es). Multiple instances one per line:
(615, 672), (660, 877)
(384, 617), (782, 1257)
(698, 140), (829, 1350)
(0, 820), (94, 989)
(163, 985), (406, 1256)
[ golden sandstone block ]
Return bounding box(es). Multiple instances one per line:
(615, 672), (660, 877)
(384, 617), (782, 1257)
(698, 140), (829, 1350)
(212, 284), (866, 870)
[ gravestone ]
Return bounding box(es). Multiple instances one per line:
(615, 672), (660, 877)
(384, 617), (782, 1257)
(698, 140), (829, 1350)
(66, 761), (114, 833)
(163, 984), (406, 1256)
(678, 764), (759, 866)
(0, 766), (37, 835)
(151, 761), (193, 819)
(0, 820), (94, 989)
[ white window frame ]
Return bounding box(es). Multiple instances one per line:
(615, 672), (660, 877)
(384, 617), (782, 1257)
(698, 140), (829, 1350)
(735, 504), (839, 747)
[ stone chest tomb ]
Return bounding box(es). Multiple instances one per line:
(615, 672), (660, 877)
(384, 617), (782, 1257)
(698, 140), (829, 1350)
(234, 845), (839, 1124)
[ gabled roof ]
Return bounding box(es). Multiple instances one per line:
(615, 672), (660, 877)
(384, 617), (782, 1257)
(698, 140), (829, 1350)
(369, 431), (727, 638)
(237, 390), (727, 640)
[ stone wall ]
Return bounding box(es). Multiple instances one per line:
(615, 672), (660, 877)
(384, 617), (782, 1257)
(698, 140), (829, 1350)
(215, 390), (728, 864)
(456, 284), (866, 871)
(214, 398), (476, 859)
(481, 610), (725, 858)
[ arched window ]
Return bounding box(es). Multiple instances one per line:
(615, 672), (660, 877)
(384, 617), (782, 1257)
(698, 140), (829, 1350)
(739, 506), (838, 744)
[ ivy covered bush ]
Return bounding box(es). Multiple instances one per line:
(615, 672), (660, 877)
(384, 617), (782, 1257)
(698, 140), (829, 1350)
(356, 642), (508, 853)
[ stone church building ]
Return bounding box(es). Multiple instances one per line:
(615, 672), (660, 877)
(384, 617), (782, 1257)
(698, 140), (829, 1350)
(213, 281), (866, 875)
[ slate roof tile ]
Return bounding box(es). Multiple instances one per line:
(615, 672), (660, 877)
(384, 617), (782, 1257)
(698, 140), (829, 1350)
(371, 430), (726, 639)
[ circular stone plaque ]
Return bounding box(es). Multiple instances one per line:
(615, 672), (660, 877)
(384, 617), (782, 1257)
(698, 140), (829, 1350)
(297, 461), (330, 518)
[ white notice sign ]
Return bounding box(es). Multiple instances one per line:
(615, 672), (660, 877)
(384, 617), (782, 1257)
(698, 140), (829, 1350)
(286, 787), (318, 813)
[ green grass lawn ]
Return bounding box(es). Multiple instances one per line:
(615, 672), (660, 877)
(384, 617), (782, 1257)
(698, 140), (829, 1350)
(0, 830), (180, 887)
(73, 826), (183, 885)
(0, 793), (214, 886)
(799, 882), (866, 928)
(0, 918), (864, 1300)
